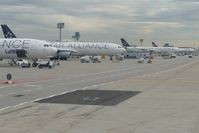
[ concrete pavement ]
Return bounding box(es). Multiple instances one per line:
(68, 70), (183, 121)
(0, 57), (199, 133)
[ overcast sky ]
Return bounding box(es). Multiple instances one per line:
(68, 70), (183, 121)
(0, 0), (199, 47)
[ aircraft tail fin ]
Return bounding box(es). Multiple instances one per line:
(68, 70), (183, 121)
(121, 38), (130, 47)
(1, 24), (17, 38)
(152, 42), (158, 47)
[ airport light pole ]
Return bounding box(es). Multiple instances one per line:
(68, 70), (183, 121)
(57, 23), (64, 42)
(139, 38), (144, 47)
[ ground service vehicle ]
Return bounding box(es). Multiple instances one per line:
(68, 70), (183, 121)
(80, 56), (90, 63)
(92, 56), (101, 63)
(137, 57), (144, 63)
(38, 60), (54, 69)
(16, 59), (31, 68)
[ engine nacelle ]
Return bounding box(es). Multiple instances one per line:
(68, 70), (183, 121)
(51, 52), (71, 60)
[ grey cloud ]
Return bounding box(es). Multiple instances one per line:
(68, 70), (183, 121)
(0, 0), (198, 46)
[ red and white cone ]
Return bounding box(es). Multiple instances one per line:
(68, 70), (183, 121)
(5, 80), (14, 84)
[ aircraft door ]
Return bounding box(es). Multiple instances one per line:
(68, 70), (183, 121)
(16, 49), (27, 58)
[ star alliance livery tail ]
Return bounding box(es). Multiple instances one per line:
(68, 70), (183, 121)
(1, 24), (17, 38)
(120, 38), (130, 47)
(152, 42), (158, 47)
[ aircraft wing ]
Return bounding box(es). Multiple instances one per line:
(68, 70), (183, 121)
(139, 48), (160, 53)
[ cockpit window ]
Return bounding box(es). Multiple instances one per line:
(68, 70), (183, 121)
(44, 44), (53, 47)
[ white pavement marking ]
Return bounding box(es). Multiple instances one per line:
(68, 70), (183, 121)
(0, 85), (17, 89)
(0, 102), (31, 112)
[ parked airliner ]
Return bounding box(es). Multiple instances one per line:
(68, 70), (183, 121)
(121, 38), (182, 53)
(1, 25), (126, 60)
(0, 38), (57, 60)
(151, 42), (195, 55)
(50, 41), (126, 59)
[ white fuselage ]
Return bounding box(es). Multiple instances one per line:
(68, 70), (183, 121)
(178, 47), (195, 53)
(51, 42), (126, 56)
(126, 46), (182, 53)
(0, 39), (57, 60)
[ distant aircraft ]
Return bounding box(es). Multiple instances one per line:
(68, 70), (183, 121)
(163, 43), (173, 47)
(1, 24), (126, 61)
(152, 42), (158, 47)
(121, 38), (182, 54)
(121, 38), (144, 54)
(152, 42), (173, 47)
(151, 41), (195, 55)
